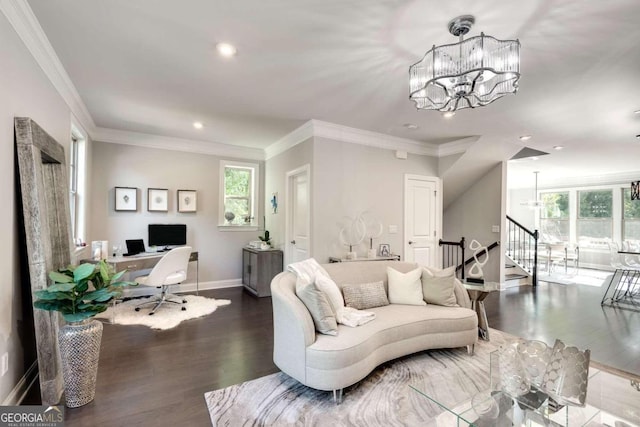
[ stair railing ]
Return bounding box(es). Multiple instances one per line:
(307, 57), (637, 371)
(506, 215), (539, 287)
(439, 237), (465, 279)
(462, 241), (500, 270)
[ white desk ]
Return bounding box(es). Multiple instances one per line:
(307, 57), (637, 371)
(83, 251), (200, 294)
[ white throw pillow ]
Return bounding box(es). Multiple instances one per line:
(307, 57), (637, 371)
(387, 267), (426, 306)
(315, 272), (345, 315)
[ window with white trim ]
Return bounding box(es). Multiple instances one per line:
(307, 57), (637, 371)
(219, 160), (259, 227)
(540, 191), (569, 242)
(577, 189), (613, 241)
(69, 126), (86, 245)
(69, 135), (79, 239)
(623, 188), (640, 241)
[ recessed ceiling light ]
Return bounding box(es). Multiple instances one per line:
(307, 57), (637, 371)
(531, 157), (538, 161)
(216, 42), (237, 58)
(403, 123), (418, 129)
(634, 110), (640, 114)
(553, 145), (564, 150)
(193, 122), (204, 129)
(636, 134), (640, 139)
(442, 111), (456, 119)
(519, 135), (532, 141)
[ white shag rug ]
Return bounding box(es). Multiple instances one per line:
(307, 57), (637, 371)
(97, 295), (231, 330)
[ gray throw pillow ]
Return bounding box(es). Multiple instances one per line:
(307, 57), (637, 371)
(295, 279), (338, 336)
(421, 269), (458, 307)
(342, 281), (390, 310)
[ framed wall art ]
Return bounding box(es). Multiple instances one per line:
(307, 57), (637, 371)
(379, 243), (390, 257)
(177, 189), (197, 212)
(115, 187), (138, 211)
(147, 188), (169, 212)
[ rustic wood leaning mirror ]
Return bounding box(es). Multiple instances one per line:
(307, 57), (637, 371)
(15, 117), (71, 405)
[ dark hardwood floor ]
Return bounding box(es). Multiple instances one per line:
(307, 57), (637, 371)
(486, 280), (640, 376)
(38, 280), (639, 426)
(64, 288), (278, 426)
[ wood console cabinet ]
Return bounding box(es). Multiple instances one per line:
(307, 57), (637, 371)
(242, 247), (283, 297)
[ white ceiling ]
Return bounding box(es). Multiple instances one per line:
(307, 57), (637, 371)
(27, 0), (640, 187)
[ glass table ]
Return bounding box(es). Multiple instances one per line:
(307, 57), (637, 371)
(462, 280), (501, 340)
(411, 365), (640, 426)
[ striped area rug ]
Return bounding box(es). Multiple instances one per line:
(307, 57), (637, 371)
(204, 330), (511, 426)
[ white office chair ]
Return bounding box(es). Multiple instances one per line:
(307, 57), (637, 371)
(134, 246), (192, 315)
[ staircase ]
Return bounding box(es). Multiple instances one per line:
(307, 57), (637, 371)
(504, 262), (531, 288)
(505, 215), (539, 287)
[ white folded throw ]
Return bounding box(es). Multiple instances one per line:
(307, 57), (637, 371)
(287, 258), (376, 327)
(286, 258), (324, 284)
(338, 306), (376, 328)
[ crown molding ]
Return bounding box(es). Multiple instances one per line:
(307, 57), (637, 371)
(93, 127), (264, 160)
(265, 119), (440, 159)
(264, 120), (314, 160)
(311, 120), (439, 156)
(265, 120), (479, 160)
(437, 136), (480, 156)
(1, 0), (96, 135)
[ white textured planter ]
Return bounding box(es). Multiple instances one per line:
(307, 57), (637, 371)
(58, 319), (103, 408)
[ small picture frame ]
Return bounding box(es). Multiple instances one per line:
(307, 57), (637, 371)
(114, 187), (137, 211)
(177, 189), (197, 213)
(147, 188), (169, 212)
(379, 244), (390, 257)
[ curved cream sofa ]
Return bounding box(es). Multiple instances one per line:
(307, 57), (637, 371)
(271, 260), (478, 400)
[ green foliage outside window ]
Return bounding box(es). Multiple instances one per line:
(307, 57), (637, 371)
(224, 167), (252, 224)
(578, 190), (612, 218)
(623, 188), (640, 219)
(541, 192), (569, 219)
(225, 167), (250, 196)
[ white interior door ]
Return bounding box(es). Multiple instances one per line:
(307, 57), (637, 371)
(285, 165), (311, 266)
(404, 175), (441, 267)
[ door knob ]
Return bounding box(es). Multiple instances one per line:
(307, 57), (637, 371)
(290, 240), (296, 244)
(408, 241), (414, 245)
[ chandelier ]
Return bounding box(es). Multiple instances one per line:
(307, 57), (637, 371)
(409, 15), (520, 112)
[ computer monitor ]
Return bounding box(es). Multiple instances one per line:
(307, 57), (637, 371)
(148, 224), (187, 248)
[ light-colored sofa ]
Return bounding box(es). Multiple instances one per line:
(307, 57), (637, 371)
(271, 260), (478, 400)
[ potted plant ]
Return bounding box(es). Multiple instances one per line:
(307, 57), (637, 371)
(33, 260), (135, 407)
(259, 230), (271, 248)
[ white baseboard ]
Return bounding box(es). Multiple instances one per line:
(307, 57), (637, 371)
(2, 361), (38, 406)
(123, 278), (242, 297)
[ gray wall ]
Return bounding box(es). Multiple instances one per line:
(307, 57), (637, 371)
(443, 163), (505, 281)
(89, 141), (264, 285)
(0, 13), (73, 402)
(264, 138), (313, 251)
(312, 137), (438, 262)
(438, 153), (463, 176)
